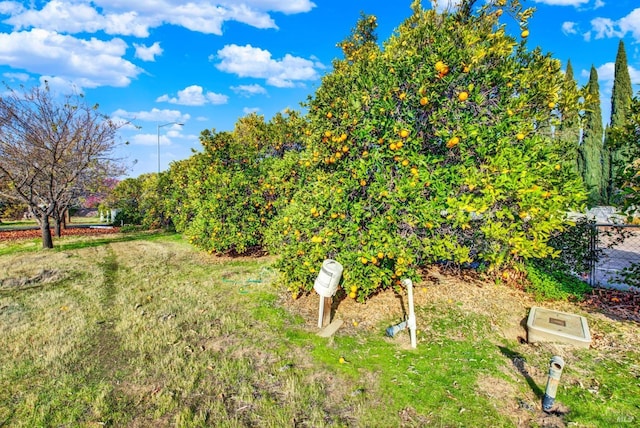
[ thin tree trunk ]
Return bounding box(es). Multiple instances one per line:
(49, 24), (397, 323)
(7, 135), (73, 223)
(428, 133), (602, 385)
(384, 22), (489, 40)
(40, 214), (53, 249)
(54, 218), (61, 238)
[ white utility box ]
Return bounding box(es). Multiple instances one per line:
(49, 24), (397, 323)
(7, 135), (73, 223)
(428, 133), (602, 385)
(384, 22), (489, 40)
(527, 307), (591, 349)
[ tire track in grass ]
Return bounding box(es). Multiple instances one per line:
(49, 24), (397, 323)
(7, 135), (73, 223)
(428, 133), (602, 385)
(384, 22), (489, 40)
(92, 244), (141, 382)
(77, 245), (137, 422)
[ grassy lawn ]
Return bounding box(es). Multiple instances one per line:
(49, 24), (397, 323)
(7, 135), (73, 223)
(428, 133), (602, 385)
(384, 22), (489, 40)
(0, 233), (638, 427)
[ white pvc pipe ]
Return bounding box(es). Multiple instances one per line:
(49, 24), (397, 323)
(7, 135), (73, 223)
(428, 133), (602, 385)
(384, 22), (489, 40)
(402, 278), (417, 348)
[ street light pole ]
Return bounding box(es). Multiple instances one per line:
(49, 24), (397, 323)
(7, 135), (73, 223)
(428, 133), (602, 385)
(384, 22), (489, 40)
(157, 122), (184, 174)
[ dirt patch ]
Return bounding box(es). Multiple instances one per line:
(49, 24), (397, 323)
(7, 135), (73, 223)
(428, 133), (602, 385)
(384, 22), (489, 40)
(283, 267), (537, 342)
(0, 269), (64, 291)
(283, 266), (639, 338)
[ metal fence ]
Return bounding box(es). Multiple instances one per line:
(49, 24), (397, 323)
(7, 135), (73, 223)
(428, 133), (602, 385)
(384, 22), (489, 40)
(589, 224), (640, 291)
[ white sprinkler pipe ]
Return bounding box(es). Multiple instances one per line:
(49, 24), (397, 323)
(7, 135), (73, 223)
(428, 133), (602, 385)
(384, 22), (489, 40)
(402, 278), (417, 348)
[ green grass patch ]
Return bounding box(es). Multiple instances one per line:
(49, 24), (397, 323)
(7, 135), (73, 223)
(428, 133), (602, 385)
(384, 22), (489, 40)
(524, 262), (592, 302)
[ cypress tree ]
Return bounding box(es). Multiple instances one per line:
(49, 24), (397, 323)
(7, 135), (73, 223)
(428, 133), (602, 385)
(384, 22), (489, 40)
(557, 59), (582, 173)
(611, 41), (633, 130)
(605, 40), (633, 204)
(581, 65), (604, 206)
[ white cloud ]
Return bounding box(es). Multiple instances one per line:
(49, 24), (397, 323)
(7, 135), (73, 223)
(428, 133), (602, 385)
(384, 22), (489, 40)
(215, 44), (321, 87)
(243, 107), (261, 115)
(129, 129), (183, 148)
(2, 71), (29, 81)
(591, 17), (624, 39)
(156, 85), (229, 106)
(0, 1), (316, 37)
(0, 29), (142, 89)
(531, 0), (589, 6)
(589, 8), (640, 42)
(134, 42), (162, 61)
(562, 21), (578, 35)
(231, 84), (268, 97)
(0, 2), (24, 14)
(430, 0), (462, 13)
(2, 0), (152, 37)
(206, 92), (229, 105)
(232, 0), (316, 14)
(617, 8), (640, 42)
(111, 107), (190, 125)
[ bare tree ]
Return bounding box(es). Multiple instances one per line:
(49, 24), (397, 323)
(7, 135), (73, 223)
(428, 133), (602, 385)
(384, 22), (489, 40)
(0, 83), (126, 248)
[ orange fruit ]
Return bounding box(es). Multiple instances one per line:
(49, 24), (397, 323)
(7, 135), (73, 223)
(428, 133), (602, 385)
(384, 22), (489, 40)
(326, 112), (333, 118)
(516, 133), (525, 141)
(399, 129), (409, 138)
(446, 136), (460, 148)
(458, 91), (469, 101)
(420, 97), (428, 106)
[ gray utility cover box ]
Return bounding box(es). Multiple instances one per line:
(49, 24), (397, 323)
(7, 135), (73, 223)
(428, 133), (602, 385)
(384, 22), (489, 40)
(527, 307), (591, 349)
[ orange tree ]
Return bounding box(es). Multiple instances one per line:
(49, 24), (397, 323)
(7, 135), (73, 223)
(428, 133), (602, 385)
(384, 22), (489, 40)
(167, 110), (307, 254)
(264, 0), (585, 300)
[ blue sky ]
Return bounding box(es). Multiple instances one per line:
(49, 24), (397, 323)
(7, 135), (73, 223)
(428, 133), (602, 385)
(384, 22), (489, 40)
(0, 0), (639, 178)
